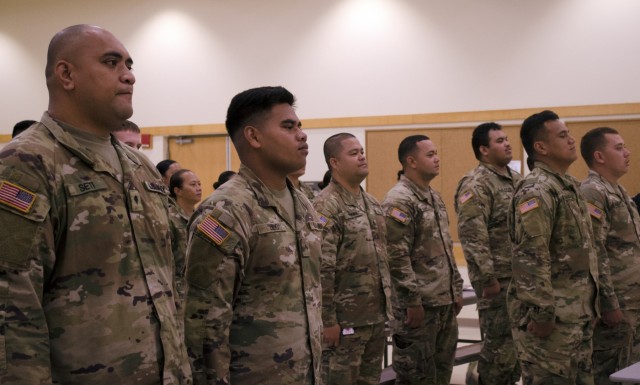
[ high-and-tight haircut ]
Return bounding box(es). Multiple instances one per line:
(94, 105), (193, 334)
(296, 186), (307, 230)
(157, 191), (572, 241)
(580, 126), (619, 167)
(225, 86), (295, 142)
(520, 110), (560, 171)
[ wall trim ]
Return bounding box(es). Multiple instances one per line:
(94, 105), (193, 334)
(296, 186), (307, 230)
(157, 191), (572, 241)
(141, 102), (640, 135)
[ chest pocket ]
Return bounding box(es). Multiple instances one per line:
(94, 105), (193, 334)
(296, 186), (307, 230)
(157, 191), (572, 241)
(554, 193), (585, 248)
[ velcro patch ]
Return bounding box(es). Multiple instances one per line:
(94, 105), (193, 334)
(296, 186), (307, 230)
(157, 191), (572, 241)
(198, 215), (231, 246)
(144, 181), (168, 194)
(519, 198), (539, 214)
(458, 190), (474, 205)
(0, 180), (36, 213)
(389, 207), (409, 223)
(587, 202), (603, 220)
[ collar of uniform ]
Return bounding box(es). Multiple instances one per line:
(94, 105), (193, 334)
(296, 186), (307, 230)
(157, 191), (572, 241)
(327, 179), (366, 209)
(587, 169), (628, 200)
(534, 161), (580, 191)
(111, 135), (142, 168)
(479, 161), (514, 180)
(399, 174), (432, 203)
(40, 111), (99, 168)
(237, 164), (296, 209)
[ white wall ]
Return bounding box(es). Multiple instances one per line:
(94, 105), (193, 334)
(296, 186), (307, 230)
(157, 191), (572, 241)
(2, 0), (639, 179)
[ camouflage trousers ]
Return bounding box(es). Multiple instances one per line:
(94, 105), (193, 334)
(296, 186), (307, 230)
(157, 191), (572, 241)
(512, 319), (594, 385)
(391, 304), (458, 385)
(477, 287), (521, 385)
(593, 309), (640, 385)
(321, 322), (386, 385)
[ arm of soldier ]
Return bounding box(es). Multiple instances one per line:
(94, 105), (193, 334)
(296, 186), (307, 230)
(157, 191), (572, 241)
(455, 183), (496, 291)
(168, 204), (188, 308)
(314, 200), (342, 346)
(383, 202), (423, 327)
(0, 171), (54, 384)
(580, 186), (622, 323)
(183, 212), (242, 384)
(511, 192), (556, 325)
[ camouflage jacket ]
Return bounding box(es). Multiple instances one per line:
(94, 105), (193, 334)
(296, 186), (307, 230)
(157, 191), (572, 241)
(508, 161), (600, 325)
(297, 181), (317, 201)
(313, 180), (394, 328)
(168, 199), (189, 305)
(581, 170), (640, 311)
(455, 162), (521, 306)
(184, 164), (323, 385)
(383, 175), (463, 309)
(0, 113), (191, 385)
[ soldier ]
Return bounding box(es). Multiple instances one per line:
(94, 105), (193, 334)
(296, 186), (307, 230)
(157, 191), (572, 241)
(579, 127), (640, 385)
(183, 86), (323, 384)
(0, 24), (191, 384)
(113, 119), (142, 149)
(313, 133), (393, 385)
(454, 123), (521, 385)
(508, 110), (599, 385)
(383, 135), (464, 385)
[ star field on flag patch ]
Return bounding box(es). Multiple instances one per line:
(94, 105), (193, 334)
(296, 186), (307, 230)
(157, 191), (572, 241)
(459, 190), (473, 205)
(198, 215), (231, 245)
(587, 202), (603, 220)
(390, 207), (409, 223)
(519, 198), (539, 214)
(0, 181), (36, 213)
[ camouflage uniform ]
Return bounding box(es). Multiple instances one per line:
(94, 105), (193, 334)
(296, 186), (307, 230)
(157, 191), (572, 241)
(184, 164), (323, 385)
(454, 162), (521, 385)
(580, 170), (640, 385)
(297, 181), (317, 201)
(168, 200), (189, 305)
(0, 113), (191, 385)
(508, 161), (600, 385)
(383, 175), (464, 385)
(313, 180), (393, 385)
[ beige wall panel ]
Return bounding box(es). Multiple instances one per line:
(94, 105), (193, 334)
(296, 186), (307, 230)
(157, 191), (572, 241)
(168, 135), (228, 201)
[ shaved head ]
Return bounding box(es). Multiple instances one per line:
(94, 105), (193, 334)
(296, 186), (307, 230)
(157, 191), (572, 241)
(46, 24), (104, 82)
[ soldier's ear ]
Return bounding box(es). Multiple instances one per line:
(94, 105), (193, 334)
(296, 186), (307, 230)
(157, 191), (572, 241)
(405, 155), (418, 169)
(244, 125), (261, 149)
(479, 145), (490, 158)
(533, 140), (547, 156)
(593, 150), (606, 164)
(56, 60), (75, 91)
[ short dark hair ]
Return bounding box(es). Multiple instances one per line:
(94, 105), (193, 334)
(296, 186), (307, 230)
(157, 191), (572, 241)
(213, 170), (236, 189)
(471, 122), (502, 160)
(12, 120), (37, 138)
(156, 159), (178, 177)
(225, 86), (295, 141)
(580, 126), (619, 167)
(169, 169), (191, 199)
(520, 110), (560, 171)
(114, 120), (140, 133)
(323, 133), (355, 170)
(398, 135), (430, 165)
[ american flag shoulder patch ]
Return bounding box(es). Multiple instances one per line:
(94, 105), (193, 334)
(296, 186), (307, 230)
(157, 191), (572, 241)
(318, 213), (330, 227)
(519, 198), (539, 214)
(0, 180), (36, 214)
(198, 215), (231, 246)
(587, 202), (603, 220)
(389, 207), (409, 223)
(459, 190), (474, 205)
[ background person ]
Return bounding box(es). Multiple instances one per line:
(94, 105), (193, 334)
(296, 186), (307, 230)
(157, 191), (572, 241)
(113, 119), (142, 149)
